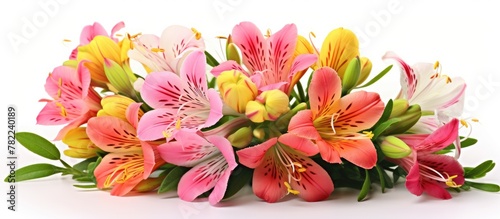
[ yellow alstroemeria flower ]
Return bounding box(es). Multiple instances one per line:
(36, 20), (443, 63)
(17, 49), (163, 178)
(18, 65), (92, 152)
(77, 35), (129, 86)
(294, 28), (372, 86)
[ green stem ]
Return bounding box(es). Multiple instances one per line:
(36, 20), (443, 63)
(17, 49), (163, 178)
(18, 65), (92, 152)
(296, 82), (306, 103)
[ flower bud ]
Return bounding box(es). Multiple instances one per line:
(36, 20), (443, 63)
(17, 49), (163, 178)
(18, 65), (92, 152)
(228, 126), (253, 148)
(384, 104), (422, 135)
(226, 43), (241, 64)
(342, 56), (361, 95)
(63, 127), (99, 158)
(246, 90), (290, 123)
(253, 127), (266, 141)
(357, 57), (372, 85)
(103, 58), (136, 97)
(132, 176), (165, 192)
(97, 95), (139, 120)
(390, 99), (409, 118)
(275, 102), (307, 131)
(217, 70), (258, 113)
(380, 136), (412, 159)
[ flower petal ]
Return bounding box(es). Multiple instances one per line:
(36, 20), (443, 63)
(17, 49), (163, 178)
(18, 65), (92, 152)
(251, 148), (288, 203)
(158, 131), (218, 167)
(287, 54), (317, 94)
(177, 154), (230, 203)
(180, 50), (208, 93)
(237, 138), (278, 168)
(289, 154), (333, 202)
(414, 119), (459, 153)
(419, 153), (464, 186)
(308, 67), (341, 118)
(287, 110), (322, 140)
(37, 99), (89, 125)
(232, 22), (267, 73)
(140, 71), (183, 109)
(94, 152), (145, 195)
(266, 23), (297, 86)
(210, 60), (247, 77)
(382, 51), (416, 99)
(323, 136), (377, 169)
(278, 133), (318, 156)
(160, 25), (205, 65)
(125, 102), (143, 129)
(87, 116), (141, 153)
(335, 91), (384, 133)
(319, 28), (359, 78)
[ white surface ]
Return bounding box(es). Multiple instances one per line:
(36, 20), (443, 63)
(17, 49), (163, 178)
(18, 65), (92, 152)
(1, 0), (500, 218)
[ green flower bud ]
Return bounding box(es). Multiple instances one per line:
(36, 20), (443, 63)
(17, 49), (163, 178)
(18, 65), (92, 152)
(253, 127), (266, 141)
(228, 126), (253, 148)
(275, 102), (307, 131)
(226, 43), (241, 64)
(380, 136), (412, 159)
(384, 104), (422, 135)
(390, 99), (409, 118)
(342, 56), (361, 95)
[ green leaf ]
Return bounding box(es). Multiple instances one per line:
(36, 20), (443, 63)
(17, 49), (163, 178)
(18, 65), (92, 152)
(443, 137), (478, 150)
(223, 166), (253, 200)
(464, 160), (495, 179)
(372, 118), (401, 139)
(205, 51), (219, 67)
(158, 166), (189, 193)
(355, 65), (393, 88)
(73, 157), (98, 172)
(375, 166), (386, 192)
(73, 184), (97, 189)
(86, 156), (102, 184)
(4, 163), (64, 182)
(72, 175), (93, 182)
(357, 169), (371, 201)
(15, 132), (61, 160)
(372, 99), (393, 130)
(465, 181), (500, 192)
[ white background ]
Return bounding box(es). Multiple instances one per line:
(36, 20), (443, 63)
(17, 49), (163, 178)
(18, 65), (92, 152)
(1, 0), (500, 218)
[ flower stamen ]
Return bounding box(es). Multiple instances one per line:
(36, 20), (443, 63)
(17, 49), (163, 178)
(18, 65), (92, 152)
(284, 181), (300, 195)
(55, 102), (67, 117)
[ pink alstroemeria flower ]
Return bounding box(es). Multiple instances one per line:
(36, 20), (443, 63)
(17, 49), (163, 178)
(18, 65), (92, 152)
(128, 25), (205, 74)
(283, 67), (384, 169)
(137, 50), (223, 141)
(390, 119), (464, 199)
(159, 130), (237, 205)
(211, 21), (317, 94)
(69, 21), (125, 60)
(37, 62), (101, 140)
(88, 103), (165, 196)
(383, 52), (466, 133)
(237, 137), (333, 203)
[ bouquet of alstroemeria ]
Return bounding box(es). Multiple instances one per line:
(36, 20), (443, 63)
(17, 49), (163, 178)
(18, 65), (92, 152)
(8, 21), (499, 205)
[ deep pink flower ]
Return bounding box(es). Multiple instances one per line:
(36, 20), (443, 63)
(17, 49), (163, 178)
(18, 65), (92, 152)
(391, 119), (464, 199)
